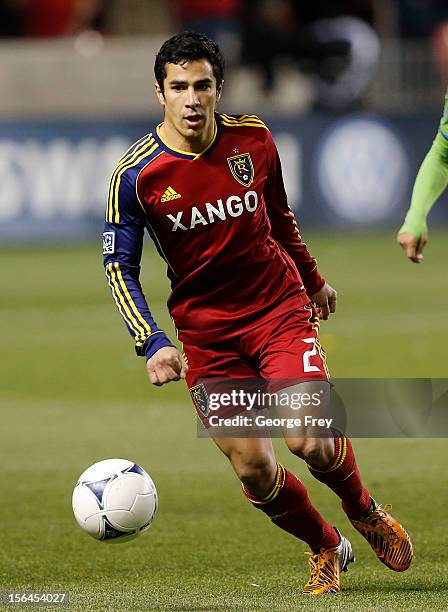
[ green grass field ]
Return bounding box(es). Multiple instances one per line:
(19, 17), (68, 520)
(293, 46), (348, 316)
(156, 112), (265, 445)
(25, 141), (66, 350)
(1, 232), (447, 611)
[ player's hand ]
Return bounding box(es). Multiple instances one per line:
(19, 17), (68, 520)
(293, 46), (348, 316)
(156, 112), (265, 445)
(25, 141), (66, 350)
(310, 282), (337, 320)
(396, 231), (428, 263)
(146, 347), (188, 386)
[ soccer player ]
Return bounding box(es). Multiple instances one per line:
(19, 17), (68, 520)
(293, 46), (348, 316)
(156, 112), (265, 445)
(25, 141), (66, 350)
(397, 89), (448, 262)
(103, 31), (413, 594)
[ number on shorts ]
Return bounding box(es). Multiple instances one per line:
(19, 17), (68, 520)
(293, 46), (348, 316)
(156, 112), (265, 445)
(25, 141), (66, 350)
(302, 337), (320, 372)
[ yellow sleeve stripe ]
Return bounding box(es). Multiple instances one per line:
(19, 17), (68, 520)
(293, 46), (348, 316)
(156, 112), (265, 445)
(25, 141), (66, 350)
(219, 113), (259, 122)
(106, 262), (150, 342)
(220, 119), (268, 129)
(135, 330), (165, 348)
(106, 262), (166, 351)
(238, 114), (265, 121)
(117, 132), (152, 165)
(106, 133), (153, 222)
(220, 113), (265, 125)
(219, 113), (267, 129)
(112, 141), (159, 224)
(113, 262), (152, 335)
(107, 138), (158, 224)
(106, 263), (144, 341)
(106, 136), (159, 223)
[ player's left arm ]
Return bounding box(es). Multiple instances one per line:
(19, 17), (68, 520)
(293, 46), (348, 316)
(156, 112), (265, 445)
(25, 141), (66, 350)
(263, 130), (336, 319)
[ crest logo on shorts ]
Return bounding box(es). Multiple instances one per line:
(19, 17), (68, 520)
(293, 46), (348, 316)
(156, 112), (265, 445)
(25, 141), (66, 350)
(190, 383), (209, 417)
(227, 153), (254, 187)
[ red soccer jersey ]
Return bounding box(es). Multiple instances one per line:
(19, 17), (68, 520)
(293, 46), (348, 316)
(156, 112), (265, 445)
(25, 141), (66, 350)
(103, 114), (324, 356)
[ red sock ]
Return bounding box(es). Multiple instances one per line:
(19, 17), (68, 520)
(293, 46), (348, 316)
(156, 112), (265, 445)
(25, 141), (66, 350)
(307, 430), (372, 519)
(243, 464), (339, 551)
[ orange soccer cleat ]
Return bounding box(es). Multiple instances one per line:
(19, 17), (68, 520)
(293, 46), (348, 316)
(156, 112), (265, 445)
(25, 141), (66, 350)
(349, 500), (413, 572)
(303, 530), (355, 595)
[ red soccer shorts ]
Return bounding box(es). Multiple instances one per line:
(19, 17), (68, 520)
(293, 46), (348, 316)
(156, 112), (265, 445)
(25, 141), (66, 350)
(184, 304), (329, 425)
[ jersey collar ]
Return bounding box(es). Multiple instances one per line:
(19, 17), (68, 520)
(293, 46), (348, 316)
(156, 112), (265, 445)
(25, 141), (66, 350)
(153, 118), (220, 160)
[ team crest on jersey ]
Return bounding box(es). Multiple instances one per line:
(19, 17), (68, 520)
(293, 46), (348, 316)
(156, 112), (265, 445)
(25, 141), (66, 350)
(190, 383), (209, 416)
(227, 152), (254, 187)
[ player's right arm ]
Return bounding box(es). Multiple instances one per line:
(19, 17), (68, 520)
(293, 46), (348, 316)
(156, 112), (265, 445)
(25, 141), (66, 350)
(103, 170), (186, 385)
(397, 92), (448, 262)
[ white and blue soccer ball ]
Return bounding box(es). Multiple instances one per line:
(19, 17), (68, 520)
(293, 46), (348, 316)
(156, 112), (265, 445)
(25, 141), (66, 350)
(72, 459), (157, 543)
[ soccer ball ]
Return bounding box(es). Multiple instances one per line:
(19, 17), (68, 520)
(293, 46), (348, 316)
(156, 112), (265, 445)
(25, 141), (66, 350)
(72, 458), (157, 543)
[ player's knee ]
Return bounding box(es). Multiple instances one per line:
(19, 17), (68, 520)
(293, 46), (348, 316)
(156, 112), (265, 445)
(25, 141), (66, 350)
(287, 437), (333, 466)
(230, 451), (276, 490)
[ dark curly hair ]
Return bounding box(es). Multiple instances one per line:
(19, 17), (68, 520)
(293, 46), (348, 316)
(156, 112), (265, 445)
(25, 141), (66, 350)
(154, 31), (225, 92)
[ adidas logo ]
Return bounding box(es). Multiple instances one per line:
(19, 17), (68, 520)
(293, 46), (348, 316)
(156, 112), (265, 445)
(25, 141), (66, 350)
(161, 186), (182, 202)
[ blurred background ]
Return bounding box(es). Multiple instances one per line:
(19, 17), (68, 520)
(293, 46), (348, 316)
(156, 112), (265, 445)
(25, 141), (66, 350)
(1, 0), (448, 239)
